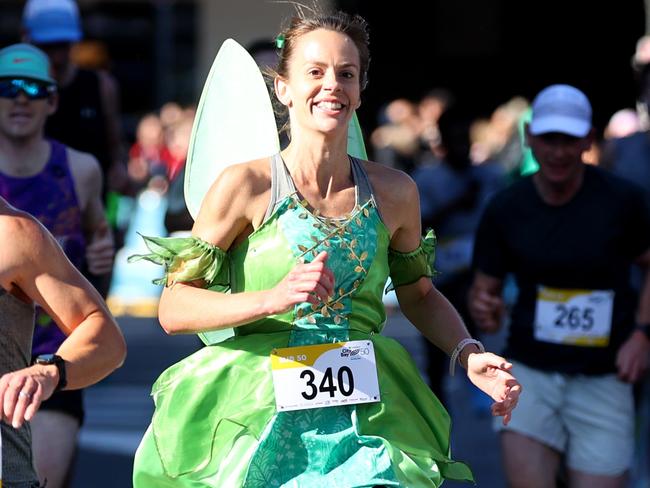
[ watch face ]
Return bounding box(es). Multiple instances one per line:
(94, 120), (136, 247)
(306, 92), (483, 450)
(36, 354), (56, 364)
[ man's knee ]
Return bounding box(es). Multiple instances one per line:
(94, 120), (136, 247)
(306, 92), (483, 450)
(31, 410), (80, 486)
(501, 431), (560, 488)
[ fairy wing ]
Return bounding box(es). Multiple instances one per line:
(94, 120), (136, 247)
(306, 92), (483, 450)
(185, 39), (279, 345)
(348, 111), (368, 160)
(184, 38), (280, 220)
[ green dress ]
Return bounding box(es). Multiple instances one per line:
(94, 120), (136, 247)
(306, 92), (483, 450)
(131, 155), (473, 487)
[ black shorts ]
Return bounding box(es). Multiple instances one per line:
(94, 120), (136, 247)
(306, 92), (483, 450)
(39, 389), (84, 426)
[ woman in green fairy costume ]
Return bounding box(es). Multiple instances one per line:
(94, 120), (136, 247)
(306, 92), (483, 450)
(131, 9), (521, 488)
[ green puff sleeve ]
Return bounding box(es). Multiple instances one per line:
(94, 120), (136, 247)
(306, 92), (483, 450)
(386, 229), (437, 292)
(128, 235), (229, 290)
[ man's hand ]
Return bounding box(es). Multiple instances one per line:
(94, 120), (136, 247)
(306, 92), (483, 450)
(86, 221), (114, 275)
(468, 279), (505, 332)
(616, 330), (650, 383)
(0, 364), (59, 429)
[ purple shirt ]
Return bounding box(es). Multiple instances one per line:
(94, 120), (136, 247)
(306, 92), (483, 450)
(0, 139), (86, 356)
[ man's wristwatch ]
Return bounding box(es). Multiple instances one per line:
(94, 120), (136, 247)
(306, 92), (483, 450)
(34, 354), (67, 392)
(635, 323), (650, 341)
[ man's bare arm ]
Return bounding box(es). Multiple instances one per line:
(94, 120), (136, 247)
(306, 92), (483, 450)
(0, 209), (125, 427)
(68, 148), (114, 275)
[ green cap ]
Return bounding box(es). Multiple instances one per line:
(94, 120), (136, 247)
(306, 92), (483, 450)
(0, 43), (55, 84)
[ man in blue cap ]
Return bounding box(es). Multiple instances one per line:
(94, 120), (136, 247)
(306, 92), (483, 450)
(21, 0), (129, 236)
(469, 84), (650, 487)
(0, 42), (116, 488)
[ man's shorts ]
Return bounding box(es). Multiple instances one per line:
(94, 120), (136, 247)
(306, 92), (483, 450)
(39, 389), (84, 426)
(494, 360), (634, 476)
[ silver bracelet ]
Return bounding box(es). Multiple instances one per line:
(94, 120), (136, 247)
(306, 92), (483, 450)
(449, 338), (485, 376)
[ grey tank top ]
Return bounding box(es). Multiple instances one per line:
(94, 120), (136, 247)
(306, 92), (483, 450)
(264, 153), (375, 222)
(0, 287), (39, 487)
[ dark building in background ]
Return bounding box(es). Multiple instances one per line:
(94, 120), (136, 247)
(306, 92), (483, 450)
(340, 0), (646, 135)
(0, 0), (196, 139)
(0, 0), (646, 139)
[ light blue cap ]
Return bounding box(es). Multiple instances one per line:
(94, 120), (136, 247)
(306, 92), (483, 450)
(0, 43), (55, 84)
(23, 0), (82, 44)
(530, 84), (592, 137)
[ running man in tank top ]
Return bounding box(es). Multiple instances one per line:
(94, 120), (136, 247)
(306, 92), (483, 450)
(0, 196), (126, 488)
(22, 0), (128, 202)
(0, 43), (115, 488)
(22, 0), (131, 301)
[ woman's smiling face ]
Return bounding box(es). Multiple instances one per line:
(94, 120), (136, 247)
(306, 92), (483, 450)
(275, 28), (361, 136)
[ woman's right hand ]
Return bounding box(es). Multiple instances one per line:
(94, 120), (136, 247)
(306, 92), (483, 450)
(264, 251), (335, 315)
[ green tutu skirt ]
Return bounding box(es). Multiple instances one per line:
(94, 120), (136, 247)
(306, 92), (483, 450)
(132, 331), (473, 487)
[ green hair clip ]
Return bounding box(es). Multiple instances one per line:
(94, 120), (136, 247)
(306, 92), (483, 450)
(276, 34), (285, 49)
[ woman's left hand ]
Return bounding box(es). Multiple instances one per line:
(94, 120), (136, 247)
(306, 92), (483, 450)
(466, 352), (521, 426)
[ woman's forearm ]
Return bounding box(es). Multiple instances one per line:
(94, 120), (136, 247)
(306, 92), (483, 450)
(158, 283), (276, 334)
(398, 280), (473, 357)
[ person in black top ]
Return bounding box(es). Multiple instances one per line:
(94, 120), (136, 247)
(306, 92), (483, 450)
(22, 0), (128, 203)
(469, 84), (650, 488)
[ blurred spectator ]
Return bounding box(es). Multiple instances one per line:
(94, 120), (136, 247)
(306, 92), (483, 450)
(160, 105), (195, 234)
(602, 46), (650, 208)
(70, 39), (111, 71)
(600, 111), (649, 185)
(161, 112), (192, 183)
(632, 34), (650, 131)
(469, 117), (494, 165)
(0, 42), (114, 488)
(413, 107), (506, 405)
(22, 0), (131, 304)
(466, 97), (535, 179)
(418, 88), (454, 159)
(371, 98), (422, 173)
(127, 112), (166, 190)
(22, 0), (129, 200)
(605, 109), (641, 140)
(488, 96), (530, 175)
(159, 101), (184, 132)
(470, 84), (650, 487)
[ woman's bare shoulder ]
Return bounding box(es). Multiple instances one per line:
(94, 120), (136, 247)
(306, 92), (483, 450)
(192, 157), (273, 247)
(362, 160), (418, 204)
(209, 157), (272, 197)
(0, 204), (50, 273)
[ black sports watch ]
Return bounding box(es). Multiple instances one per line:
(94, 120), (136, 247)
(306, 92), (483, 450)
(34, 354), (67, 392)
(635, 323), (650, 341)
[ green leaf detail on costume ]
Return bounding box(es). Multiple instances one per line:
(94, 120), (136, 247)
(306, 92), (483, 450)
(128, 235), (228, 287)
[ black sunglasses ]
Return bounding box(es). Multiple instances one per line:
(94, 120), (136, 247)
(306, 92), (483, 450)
(0, 79), (56, 100)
